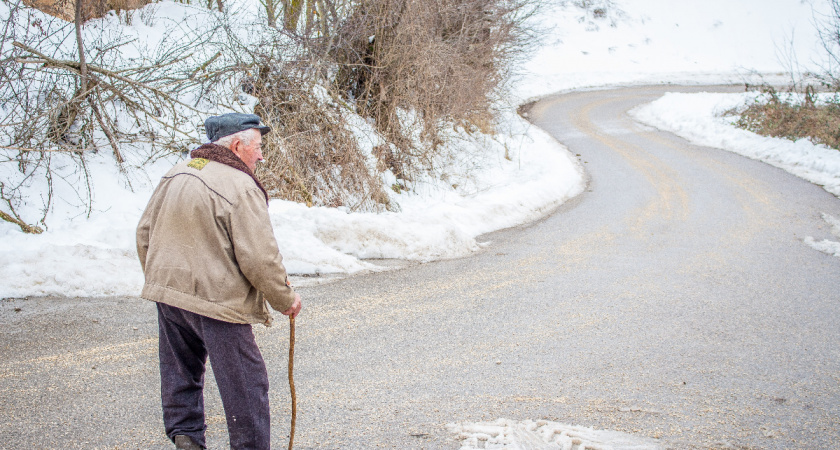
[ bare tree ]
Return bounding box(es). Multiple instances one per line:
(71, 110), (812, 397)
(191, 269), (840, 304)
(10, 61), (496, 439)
(816, 0), (840, 91)
(1, 0), (546, 231)
(0, 1), (220, 232)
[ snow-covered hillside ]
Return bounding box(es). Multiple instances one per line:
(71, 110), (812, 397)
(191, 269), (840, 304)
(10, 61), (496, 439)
(0, 0), (834, 298)
(518, 0), (828, 99)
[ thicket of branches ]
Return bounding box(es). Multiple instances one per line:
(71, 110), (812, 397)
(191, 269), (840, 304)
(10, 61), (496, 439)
(0, 0), (541, 232)
(1, 0), (223, 232)
(331, 0), (535, 157)
(246, 0), (541, 210)
(233, 34), (393, 211)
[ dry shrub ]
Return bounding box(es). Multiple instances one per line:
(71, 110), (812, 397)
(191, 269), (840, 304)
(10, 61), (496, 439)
(329, 0), (538, 183)
(249, 61), (391, 211)
(734, 86), (840, 151)
(240, 0), (539, 211)
(730, 0), (840, 152)
(178, 11), (396, 213)
(1, 2), (211, 232)
(3, 0), (542, 230)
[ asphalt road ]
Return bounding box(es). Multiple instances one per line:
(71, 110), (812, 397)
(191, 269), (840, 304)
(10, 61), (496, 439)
(2, 85), (840, 449)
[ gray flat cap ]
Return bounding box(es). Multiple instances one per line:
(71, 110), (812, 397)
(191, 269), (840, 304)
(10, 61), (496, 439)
(205, 113), (271, 142)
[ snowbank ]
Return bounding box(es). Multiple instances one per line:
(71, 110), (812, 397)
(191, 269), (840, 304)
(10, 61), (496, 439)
(0, 0), (585, 298)
(630, 92), (840, 197)
(0, 111), (584, 298)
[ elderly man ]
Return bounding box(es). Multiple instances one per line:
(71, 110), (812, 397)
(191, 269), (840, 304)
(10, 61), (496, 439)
(137, 113), (302, 450)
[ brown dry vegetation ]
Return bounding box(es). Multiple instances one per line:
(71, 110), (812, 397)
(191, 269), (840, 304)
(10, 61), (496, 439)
(331, 0), (524, 146)
(250, 65), (392, 211)
(1, 0), (541, 231)
(247, 0), (539, 211)
(22, 0), (151, 22)
(733, 86), (840, 151)
(733, 0), (840, 151)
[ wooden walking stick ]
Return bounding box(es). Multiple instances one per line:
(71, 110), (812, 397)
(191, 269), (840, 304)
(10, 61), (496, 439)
(288, 315), (297, 450)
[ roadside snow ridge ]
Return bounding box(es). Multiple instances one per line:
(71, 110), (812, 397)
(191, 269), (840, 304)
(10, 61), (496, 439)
(447, 418), (660, 450)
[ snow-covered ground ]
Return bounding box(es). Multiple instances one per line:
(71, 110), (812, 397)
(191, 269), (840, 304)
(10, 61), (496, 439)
(2, 0), (838, 297)
(516, 0), (828, 100)
(4, 1), (840, 448)
(631, 92), (840, 197)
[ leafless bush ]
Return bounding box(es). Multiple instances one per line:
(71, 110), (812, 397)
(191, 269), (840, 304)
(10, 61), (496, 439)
(732, 85), (840, 150)
(814, 0), (840, 91)
(253, 66), (391, 210)
(2, 0), (545, 230)
(215, 13), (392, 211)
(239, 0), (542, 209)
(328, 0), (540, 185)
(727, 0), (840, 151)
(0, 0), (216, 231)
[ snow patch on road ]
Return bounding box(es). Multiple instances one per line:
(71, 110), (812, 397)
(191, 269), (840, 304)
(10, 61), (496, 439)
(804, 213), (840, 258)
(448, 419), (660, 450)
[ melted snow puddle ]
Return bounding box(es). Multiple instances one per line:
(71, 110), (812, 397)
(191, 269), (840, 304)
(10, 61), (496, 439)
(447, 419), (660, 450)
(804, 213), (840, 258)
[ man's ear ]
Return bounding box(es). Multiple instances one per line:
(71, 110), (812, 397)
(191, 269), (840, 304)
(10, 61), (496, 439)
(229, 138), (242, 155)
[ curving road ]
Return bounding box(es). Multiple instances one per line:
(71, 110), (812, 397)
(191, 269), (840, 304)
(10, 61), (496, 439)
(2, 86), (840, 449)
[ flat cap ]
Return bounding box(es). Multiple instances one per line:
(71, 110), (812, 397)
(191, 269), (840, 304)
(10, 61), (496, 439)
(205, 113), (271, 142)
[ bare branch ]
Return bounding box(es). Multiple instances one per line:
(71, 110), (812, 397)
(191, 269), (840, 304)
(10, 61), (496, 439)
(0, 145), (95, 152)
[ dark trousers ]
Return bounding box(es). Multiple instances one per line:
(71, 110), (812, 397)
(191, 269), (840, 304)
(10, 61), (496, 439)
(157, 302), (271, 449)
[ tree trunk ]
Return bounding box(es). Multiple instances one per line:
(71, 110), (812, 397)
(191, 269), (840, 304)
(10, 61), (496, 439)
(283, 0), (305, 32)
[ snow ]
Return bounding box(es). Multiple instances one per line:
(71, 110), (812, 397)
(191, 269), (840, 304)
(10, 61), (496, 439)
(630, 92), (840, 258)
(2, 0), (839, 295)
(4, 0), (840, 446)
(448, 419), (661, 450)
(516, 0), (829, 100)
(0, 111), (583, 296)
(804, 213), (840, 257)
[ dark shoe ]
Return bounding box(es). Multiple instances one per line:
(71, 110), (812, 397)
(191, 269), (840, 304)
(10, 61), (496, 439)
(173, 434), (203, 450)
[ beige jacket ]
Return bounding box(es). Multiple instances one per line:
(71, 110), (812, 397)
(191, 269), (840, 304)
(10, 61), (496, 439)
(136, 157), (296, 325)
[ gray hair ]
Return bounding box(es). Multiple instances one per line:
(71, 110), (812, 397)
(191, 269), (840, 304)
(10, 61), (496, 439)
(213, 128), (259, 148)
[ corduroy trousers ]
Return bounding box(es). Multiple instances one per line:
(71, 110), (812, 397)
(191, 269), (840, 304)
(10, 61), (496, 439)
(156, 302), (271, 449)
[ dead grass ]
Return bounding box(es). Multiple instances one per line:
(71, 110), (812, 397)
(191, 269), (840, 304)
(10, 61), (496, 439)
(733, 86), (840, 151)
